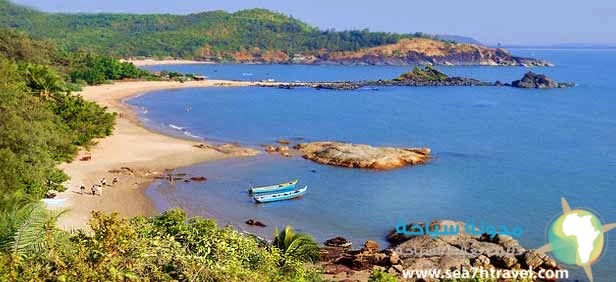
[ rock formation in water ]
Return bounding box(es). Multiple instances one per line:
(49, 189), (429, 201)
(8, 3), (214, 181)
(511, 71), (575, 89)
(260, 66), (574, 90)
(388, 65), (491, 86)
(295, 142), (430, 170)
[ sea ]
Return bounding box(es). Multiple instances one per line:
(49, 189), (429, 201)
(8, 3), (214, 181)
(130, 49), (616, 281)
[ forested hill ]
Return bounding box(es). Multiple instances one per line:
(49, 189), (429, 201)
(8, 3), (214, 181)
(0, 0), (551, 66)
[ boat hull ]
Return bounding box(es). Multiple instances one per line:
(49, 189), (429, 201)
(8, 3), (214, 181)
(249, 180), (298, 194)
(253, 186), (308, 203)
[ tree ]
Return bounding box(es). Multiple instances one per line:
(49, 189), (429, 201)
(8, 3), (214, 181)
(273, 225), (320, 265)
(0, 202), (61, 256)
(22, 63), (64, 100)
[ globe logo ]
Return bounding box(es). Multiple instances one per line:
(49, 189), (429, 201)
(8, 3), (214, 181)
(536, 198), (616, 282)
(547, 209), (603, 266)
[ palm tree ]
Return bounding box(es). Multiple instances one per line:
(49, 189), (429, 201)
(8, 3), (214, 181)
(0, 201), (65, 256)
(0, 200), (66, 281)
(273, 225), (320, 264)
(23, 64), (64, 100)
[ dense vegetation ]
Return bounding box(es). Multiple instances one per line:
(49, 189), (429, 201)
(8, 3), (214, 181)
(0, 0), (436, 60)
(0, 29), (152, 200)
(0, 28), (323, 281)
(0, 208), (322, 281)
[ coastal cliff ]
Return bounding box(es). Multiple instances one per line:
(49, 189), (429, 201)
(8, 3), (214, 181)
(210, 38), (551, 67)
(306, 38), (552, 67)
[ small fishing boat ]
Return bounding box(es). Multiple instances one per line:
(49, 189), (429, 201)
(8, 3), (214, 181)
(253, 186), (308, 203)
(249, 180), (298, 194)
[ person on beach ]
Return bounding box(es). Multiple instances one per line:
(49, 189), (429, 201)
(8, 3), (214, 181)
(112, 177), (118, 185)
(80, 185), (86, 195)
(100, 177), (107, 186)
(91, 185), (97, 196)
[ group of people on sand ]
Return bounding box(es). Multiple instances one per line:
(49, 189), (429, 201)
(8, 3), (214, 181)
(80, 177), (118, 196)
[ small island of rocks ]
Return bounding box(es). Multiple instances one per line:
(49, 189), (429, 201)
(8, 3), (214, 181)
(295, 142), (431, 170)
(260, 66), (574, 90)
(512, 71), (575, 88)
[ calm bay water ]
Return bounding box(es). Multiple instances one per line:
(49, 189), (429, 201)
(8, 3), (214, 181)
(134, 49), (616, 281)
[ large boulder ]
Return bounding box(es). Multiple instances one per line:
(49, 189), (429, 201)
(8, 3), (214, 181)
(295, 142), (431, 170)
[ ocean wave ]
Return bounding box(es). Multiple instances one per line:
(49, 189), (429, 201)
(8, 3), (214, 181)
(166, 123), (203, 139)
(183, 131), (202, 139)
(168, 124), (185, 131)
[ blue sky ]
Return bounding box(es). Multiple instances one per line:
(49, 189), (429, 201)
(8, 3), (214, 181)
(12, 0), (616, 45)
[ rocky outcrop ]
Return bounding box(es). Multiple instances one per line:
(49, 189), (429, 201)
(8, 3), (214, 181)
(259, 66), (574, 90)
(263, 144), (293, 157)
(313, 39), (553, 67)
(218, 38), (551, 67)
(512, 71), (575, 88)
(387, 220), (561, 280)
(323, 220), (561, 281)
(325, 237), (353, 249)
(388, 66), (491, 86)
(189, 176), (207, 182)
(295, 142), (431, 170)
(245, 219), (267, 227)
(193, 143), (260, 156)
(322, 240), (400, 271)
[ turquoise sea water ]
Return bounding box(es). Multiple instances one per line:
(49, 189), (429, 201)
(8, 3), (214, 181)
(134, 49), (616, 281)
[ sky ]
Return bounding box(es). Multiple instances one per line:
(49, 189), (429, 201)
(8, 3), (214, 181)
(11, 0), (616, 45)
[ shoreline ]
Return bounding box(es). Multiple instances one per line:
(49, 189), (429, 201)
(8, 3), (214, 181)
(55, 80), (260, 230)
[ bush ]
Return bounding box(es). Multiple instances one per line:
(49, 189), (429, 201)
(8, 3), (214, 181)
(369, 269), (398, 282)
(0, 209), (323, 282)
(70, 54), (150, 85)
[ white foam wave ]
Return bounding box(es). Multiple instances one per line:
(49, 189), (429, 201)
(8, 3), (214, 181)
(168, 124), (185, 131)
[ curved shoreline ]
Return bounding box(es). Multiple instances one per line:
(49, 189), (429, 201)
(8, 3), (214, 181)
(56, 80), (260, 230)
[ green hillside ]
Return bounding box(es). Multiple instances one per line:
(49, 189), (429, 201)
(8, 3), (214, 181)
(0, 0), (420, 59)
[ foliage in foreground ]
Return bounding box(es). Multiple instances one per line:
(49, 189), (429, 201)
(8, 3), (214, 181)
(0, 209), (322, 282)
(274, 225), (321, 269)
(369, 269), (398, 282)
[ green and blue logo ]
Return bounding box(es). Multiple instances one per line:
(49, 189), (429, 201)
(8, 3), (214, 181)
(537, 198), (616, 282)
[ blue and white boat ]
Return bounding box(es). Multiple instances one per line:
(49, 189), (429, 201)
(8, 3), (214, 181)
(249, 180), (298, 194)
(253, 186), (308, 203)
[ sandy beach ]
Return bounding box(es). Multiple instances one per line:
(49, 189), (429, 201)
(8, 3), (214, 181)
(55, 80), (260, 230)
(123, 59), (215, 67)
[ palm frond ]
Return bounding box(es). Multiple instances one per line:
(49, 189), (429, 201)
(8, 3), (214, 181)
(273, 225), (320, 263)
(0, 202), (50, 256)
